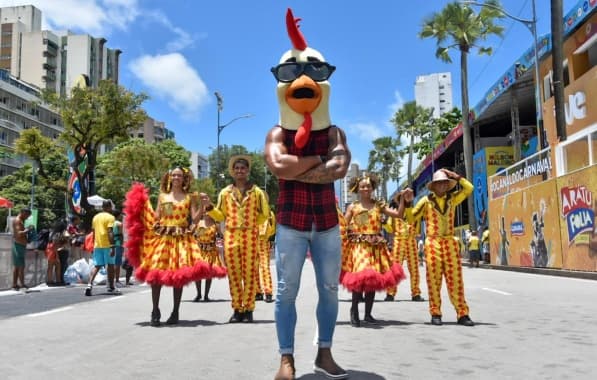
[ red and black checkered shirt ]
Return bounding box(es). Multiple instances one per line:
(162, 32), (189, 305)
(276, 126), (339, 232)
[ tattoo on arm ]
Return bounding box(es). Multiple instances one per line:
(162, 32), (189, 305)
(295, 127), (351, 184)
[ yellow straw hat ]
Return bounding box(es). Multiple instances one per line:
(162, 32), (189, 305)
(228, 154), (252, 177)
(426, 170), (457, 192)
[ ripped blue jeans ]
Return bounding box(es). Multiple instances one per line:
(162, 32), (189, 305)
(274, 223), (341, 355)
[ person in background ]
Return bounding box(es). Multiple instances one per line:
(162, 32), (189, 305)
(67, 216), (84, 261)
(404, 168), (475, 327)
(482, 227), (490, 264)
(11, 208), (32, 290)
(385, 190), (425, 302)
(86, 200), (118, 296)
(112, 209), (124, 287)
(256, 209), (276, 303)
(468, 230), (481, 268)
(52, 220), (70, 285)
(417, 234), (425, 266)
(194, 210), (227, 302)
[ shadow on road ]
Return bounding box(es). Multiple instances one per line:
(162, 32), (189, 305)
(298, 369), (386, 379)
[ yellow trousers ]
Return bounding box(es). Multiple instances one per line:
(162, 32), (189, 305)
(224, 227), (259, 312)
(256, 238), (273, 295)
(425, 237), (469, 318)
(387, 237), (421, 297)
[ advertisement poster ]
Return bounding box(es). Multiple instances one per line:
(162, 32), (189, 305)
(557, 166), (597, 271)
(473, 147), (514, 229)
(488, 179), (562, 268)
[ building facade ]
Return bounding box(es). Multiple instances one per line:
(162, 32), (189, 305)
(414, 72), (453, 118)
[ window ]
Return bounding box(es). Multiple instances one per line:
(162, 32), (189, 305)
(556, 123), (597, 175)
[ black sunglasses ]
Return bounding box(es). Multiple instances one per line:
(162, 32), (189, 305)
(271, 61), (336, 83)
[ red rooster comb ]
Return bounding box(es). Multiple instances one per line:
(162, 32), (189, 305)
(286, 8), (307, 51)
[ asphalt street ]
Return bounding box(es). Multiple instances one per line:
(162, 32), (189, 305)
(0, 262), (596, 380)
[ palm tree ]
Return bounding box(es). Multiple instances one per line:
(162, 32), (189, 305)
(391, 101), (434, 185)
(367, 136), (402, 201)
(419, 0), (504, 230)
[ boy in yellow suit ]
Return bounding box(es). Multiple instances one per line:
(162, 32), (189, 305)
(404, 168), (474, 327)
(256, 210), (276, 303)
(202, 155), (269, 323)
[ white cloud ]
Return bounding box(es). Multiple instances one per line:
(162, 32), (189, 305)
(387, 90), (404, 118)
(145, 9), (196, 52)
(128, 53), (208, 119)
(346, 122), (383, 142)
(0, 0), (141, 36)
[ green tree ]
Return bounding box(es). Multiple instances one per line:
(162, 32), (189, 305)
(96, 139), (169, 208)
(414, 107), (463, 160)
(155, 139), (191, 168)
(0, 163), (67, 230)
(420, 1), (504, 229)
(391, 101), (434, 185)
(367, 136), (402, 200)
(42, 80), (147, 219)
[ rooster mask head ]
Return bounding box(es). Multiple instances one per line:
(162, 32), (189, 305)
(272, 8), (333, 149)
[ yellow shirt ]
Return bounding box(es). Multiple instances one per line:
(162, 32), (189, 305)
(468, 236), (480, 250)
(407, 178), (473, 238)
(208, 184), (269, 229)
(92, 211), (115, 248)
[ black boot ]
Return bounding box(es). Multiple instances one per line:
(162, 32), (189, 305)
(150, 309), (161, 327)
(166, 310), (179, 325)
(229, 310), (244, 323)
(350, 307), (360, 327)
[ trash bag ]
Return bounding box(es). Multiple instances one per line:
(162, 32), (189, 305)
(64, 266), (80, 284)
(72, 258), (91, 283)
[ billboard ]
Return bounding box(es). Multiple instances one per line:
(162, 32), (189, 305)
(557, 165), (597, 271)
(488, 179), (562, 268)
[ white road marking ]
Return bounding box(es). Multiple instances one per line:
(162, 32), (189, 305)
(100, 295), (124, 302)
(26, 306), (73, 317)
(482, 287), (512, 295)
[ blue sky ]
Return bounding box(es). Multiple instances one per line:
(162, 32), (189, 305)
(1, 0), (579, 179)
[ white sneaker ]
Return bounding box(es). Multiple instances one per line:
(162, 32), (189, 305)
(107, 286), (121, 295)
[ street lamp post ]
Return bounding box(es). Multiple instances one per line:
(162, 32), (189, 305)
(463, 0), (544, 153)
(214, 91), (253, 190)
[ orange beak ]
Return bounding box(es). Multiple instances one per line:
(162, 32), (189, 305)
(284, 75), (322, 115)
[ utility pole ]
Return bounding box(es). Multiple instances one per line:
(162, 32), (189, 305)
(551, 0), (567, 142)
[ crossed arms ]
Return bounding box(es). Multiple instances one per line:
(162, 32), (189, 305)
(264, 126), (351, 184)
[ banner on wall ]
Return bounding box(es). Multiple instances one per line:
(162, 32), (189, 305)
(489, 147), (553, 200)
(488, 178), (562, 269)
(473, 147), (514, 229)
(557, 166), (597, 272)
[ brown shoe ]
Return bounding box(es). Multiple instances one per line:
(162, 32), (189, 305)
(314, 348), (348, 379)
(274, 354), (295, 380)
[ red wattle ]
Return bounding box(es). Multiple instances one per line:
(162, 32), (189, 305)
(294, 113), (312, 148)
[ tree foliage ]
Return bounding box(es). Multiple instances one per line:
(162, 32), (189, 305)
(367, 136), (402, 201)
(96, 139), (169, 208)
(40, 80), (148, 219)
(391, 101), (434, 185)
(419, 0), (504, 229)
(0, 163), (67, 231)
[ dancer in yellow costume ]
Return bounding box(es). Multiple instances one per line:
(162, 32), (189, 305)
(124, 167), (211, 327)
(404, 168), (475, 327)
(384, 190), (425, 302)
(201, 155), (269, 323)
(256, 210), (276, 303)
(194, 211), (227, 302)
(341, 174), (406, 327)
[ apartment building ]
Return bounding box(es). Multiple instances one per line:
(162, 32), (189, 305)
(414, 72), (453, 118)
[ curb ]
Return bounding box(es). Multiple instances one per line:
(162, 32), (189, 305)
(466, 262), (597, 281)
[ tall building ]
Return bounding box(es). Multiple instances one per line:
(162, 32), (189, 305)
(0, 5), (120, 95)
(130, 117), (173, 143)
(0, 69), (62, 176)
(414, 72), (453, 118)
(190, 152), (209, 179)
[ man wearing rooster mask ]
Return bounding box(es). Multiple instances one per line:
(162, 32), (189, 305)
(264, 8), (351, 380)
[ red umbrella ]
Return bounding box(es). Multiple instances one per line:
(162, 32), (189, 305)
(0, 196), (14, 208)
